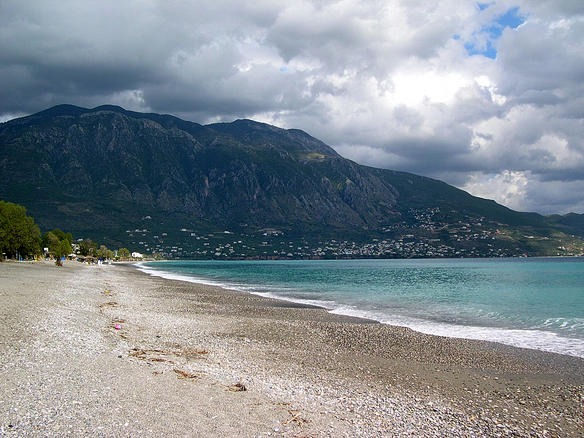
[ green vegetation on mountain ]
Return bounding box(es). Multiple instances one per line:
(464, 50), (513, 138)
(1, 104), (583, 259)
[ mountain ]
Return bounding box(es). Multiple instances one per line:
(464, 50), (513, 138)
(1, 104), (583, 258)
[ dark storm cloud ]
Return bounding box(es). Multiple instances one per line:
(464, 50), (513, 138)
(0, 0), (583, 213)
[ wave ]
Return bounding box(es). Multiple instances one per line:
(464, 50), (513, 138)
(328, 306), (584, 359)
(136, 262), (232, 288)
(136, 262), (584, 359)
(136, 262), (338, 308)
(538, 317), (584, 333)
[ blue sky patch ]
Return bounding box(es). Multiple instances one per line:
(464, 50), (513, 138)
(465, 41), (497, 59)
(464, 6), (526, 59)
(497, 7), (525, 29)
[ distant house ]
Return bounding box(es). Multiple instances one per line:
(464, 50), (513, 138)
(131, 252), (143, 259)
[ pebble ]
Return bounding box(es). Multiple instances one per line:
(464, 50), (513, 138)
(2, 262), (583, 437)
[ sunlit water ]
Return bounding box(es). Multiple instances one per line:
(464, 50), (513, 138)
(139, 258), (584, 358)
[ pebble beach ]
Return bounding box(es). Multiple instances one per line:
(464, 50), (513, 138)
(0, 261), (582, 437)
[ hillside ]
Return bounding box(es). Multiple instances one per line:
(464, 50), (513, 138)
(1, 104), (582, 258)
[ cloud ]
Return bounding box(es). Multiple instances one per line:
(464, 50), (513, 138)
(462, 170), (584, 215)
(462, 170), (530, 211)
(0, 0), (583, 214)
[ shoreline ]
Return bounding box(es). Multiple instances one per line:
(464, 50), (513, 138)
(130, 262), (584, 375)
(1, 261), (583, 436)
(135, 260), (584, 360)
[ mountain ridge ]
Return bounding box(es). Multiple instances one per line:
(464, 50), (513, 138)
(1, 104), (583, 258)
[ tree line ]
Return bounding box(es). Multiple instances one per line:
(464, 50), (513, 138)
(0, 200), (132, 262)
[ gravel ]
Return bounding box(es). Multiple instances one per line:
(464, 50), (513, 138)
(1, 261), (582, 437)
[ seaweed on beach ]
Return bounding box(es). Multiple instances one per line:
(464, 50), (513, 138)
(128, 346), (208, 365)
(174, 369), (199, 379)
(129, 348), (175, 364)
(177, 347), (209, 359)
(98, 301), (118, 311)
(227, 382), (247, 392)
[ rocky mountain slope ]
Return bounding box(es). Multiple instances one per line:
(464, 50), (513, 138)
(1, 104), (582, 258)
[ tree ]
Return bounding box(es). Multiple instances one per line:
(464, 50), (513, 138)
(79, 239), (97, 257)
(42, 229), (73, 257)
(0, 200), (41, 259)
(117, 247), (130, 260)
(46, 228), (73, 246)
(55, 239), (72, 258)
(96, 244), (114, 260)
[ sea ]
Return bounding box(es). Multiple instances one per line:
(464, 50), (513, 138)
(138, 257), (584, 358)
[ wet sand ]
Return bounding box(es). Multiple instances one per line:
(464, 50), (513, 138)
(1, 261), (582, 436)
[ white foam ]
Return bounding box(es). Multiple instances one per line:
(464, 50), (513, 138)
(136, 262), (234, 289)
(329, 306), (584, 359)
(137, 262), (337, 308)
(137, 263), (584, 359)
(251, 290), (338, 309)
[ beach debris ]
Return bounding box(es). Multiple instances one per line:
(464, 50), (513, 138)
(111, 318), (125, 331)
(129, 346), (207, 361)
(128, 345), (210, 371)
(130, 348), (169, 360)
(227, 382), (247, 392)
(283, 409), (308, 426)
(99, 301), (118, 311)
(180, 348), (209, 359)
(161, 342), (209, 359)
(174, 368), (199, 379)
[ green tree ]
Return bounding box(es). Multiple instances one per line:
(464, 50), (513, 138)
(42, 229), (73, 259)
(96, 244), (114, 260)
(0, 200), (41, 259)
(117, 247), (130, 260)
(55, 239), (72, 258)
(79, 239), (97, 257)
(48, 228), (73, 246)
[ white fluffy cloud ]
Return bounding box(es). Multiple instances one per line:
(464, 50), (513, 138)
(1, 0), (583, 213)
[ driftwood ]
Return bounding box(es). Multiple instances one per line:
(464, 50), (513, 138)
(283, 409), (308, 426)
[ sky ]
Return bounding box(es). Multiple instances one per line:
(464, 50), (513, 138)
(1, 0), (583, 215)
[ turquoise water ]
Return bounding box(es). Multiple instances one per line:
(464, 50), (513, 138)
(139, 258), (584, 358)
